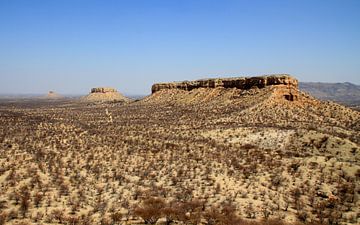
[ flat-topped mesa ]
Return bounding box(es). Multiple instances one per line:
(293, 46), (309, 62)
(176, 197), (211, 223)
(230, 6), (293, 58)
(83, 87), (130, 102)
(91, 87), (118, 93)
(151, 74), (299, 101)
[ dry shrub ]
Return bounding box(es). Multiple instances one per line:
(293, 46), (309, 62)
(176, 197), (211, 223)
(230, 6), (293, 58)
(134, 197), (165, 224)
(51, 208), (64, 223)
(110, 211), (123, 224)
(204, 203), (243, 225)
(0, 212), (7, 225)
(161, 202), (182, 225)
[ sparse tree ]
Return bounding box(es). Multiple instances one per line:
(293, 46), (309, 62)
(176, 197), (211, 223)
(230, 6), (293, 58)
(134, 197), (165, 224)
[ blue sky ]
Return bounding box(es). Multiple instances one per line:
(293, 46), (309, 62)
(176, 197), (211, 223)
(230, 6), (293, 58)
(0, 0), (359, 95)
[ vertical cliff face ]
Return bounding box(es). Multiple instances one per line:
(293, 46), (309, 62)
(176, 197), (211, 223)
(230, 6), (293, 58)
(151, 74), (299, 101)
(90, 87), (118, 94)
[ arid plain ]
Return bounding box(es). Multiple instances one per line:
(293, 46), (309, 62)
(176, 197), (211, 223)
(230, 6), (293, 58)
(0, 75), (359, 225)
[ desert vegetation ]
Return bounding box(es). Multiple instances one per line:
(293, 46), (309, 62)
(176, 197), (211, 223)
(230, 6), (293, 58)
(0, 83), (359, 225)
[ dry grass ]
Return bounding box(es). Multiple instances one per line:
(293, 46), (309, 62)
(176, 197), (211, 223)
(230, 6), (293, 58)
(0, 87), (359, 225)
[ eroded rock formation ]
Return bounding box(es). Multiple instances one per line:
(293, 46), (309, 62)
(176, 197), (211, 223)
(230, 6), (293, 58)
(151, 74), (299, 101)
(91, 87), (118, 94)
(82, 87), (130, 102)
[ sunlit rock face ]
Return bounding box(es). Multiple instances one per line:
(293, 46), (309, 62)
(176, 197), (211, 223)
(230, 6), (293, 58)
(90, 87), (118, 94)
(151, 74), (299, 101)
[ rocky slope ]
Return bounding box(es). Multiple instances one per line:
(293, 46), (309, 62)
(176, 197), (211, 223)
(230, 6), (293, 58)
(144, 74), (360, 143)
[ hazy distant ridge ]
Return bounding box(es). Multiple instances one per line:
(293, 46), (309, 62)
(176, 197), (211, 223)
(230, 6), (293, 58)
(299, 82), (360, 107)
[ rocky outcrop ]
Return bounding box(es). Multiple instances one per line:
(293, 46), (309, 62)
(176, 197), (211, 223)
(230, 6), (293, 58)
(82, 87), (130, 102)
(91, 87), (118, 94)
(151, 74), (299, 101)
(152, 75), (297, 93)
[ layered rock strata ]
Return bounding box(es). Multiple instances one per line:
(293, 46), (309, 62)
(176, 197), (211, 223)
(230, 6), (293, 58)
(151, 74), (299, 101)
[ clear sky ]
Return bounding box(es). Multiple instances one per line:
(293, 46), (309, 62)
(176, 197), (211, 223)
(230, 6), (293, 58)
(0, 0), (359, 95)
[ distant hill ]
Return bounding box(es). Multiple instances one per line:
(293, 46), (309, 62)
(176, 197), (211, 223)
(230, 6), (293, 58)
(41, 91), (64, 99)
(299, 82), (360, 109)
